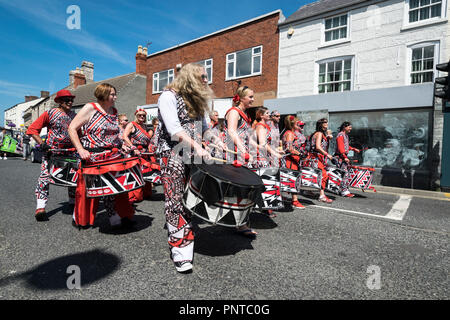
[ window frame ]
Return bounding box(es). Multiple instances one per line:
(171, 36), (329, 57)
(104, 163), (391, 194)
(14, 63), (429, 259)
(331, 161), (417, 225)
(404, 0), (447, 27)
(152, 69), (174, 94)
(226, 45), (263, 81)
(315, 56), (355, 94)
(196, 58), (213, 84)
(321, 13), (350, 46)
(407, 41), (440, 85)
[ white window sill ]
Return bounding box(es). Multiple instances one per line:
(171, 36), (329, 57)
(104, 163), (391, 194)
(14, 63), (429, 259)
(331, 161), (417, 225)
(226, 73), (262, 82)
(401, 18), (448, 32)
(318, 39), (351, 49)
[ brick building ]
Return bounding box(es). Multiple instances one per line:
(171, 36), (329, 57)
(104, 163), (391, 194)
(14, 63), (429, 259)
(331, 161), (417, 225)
(138, 10), (285, 118)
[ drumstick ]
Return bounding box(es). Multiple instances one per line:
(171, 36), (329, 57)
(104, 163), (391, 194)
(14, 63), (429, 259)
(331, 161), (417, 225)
(210, 157), (227, 163)
(209, 143), (238, 155)
(50, 148), (76, 152)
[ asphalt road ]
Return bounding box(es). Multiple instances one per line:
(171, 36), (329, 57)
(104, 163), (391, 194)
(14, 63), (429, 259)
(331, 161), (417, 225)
(0, 157), (449, 303)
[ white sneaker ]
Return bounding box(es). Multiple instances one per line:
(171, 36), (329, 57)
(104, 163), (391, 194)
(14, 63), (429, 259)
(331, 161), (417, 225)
(109, 213), (122, 226)
(174, 261), (193, 273)
(3, 157), (6, 160)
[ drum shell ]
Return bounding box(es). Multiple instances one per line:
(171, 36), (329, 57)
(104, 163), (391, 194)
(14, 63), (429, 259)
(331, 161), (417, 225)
(83, 157), (144, 198)
(346, 166), (374, 190)
(298, 166), (322, 190)
(280, 167), (301, 194)
(48, 156), (79, 187)
(325, 166), (346, 194)
(182, 164), (265, 227)
(252, 167), (284, 210)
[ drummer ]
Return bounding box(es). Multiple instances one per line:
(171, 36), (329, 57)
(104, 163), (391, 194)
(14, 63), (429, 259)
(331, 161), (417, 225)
(156, 63), (215, 273)
(225, 86), (258, 237)
(123, 109), (154, 203)
(26, 89), (77, 221)
(334, 121), (361, 198)
(307, 118), (334, 203)
(281, 116), (306, 209)
(68, 83), (135, 229)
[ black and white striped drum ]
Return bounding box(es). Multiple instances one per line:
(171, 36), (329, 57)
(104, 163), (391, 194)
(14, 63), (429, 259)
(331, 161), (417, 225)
(325, 166), (346, 194)
(251, 167), (284, 210)
(82, 157), (144, 198)
(280, 168), (302, 194)
(299, 166), (322, 190)
(183, 164), (265, 227)
(49, 156), (79, 187)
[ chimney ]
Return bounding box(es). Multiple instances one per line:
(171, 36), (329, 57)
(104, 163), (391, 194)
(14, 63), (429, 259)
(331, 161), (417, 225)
(136, 45), (147, 76)
(40, 91), (50, 98)
(73, 68), (86, 89)
(80, 61), (94, 83)
(25, 96), (38, 102)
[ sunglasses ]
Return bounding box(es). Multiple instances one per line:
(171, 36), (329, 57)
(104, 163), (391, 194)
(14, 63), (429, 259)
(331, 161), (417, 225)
(137, 114), (146, 117)
(61, 97), (74, 103)
(273, 115), (280, 118)
(121, 119), (129, 122)
(201, 74), (208, 80)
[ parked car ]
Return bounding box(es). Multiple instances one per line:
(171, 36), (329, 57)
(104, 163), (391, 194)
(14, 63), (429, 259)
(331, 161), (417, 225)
(30, 135), (46, 163)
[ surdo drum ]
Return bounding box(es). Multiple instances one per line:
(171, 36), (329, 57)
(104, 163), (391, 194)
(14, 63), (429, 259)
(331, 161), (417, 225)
(141, 155), (162, 185)
(346, 165), (375, 190)
(325, 166), (346, 194)
(183, 164), (265, 227)
(251, 167), (284, 210)
(48, 156), (79, 187)
(82, 156), (144, 198)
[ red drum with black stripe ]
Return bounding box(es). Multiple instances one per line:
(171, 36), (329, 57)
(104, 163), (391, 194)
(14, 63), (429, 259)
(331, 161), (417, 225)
(48, 156), (79, 187)
(83, 156), (144, 198)
(183, 164), (265, 227)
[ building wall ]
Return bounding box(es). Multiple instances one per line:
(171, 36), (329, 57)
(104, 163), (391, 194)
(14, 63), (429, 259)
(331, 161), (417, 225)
(144, 12), (281, 106)
(278, 0), (449, 97)
(115, 75), (147, 121)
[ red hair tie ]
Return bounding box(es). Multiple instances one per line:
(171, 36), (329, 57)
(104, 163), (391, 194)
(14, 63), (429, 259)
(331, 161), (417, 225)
(135, 108), (146, 115)
(232, 94), (240, 103)
(289, 115), (295, 121)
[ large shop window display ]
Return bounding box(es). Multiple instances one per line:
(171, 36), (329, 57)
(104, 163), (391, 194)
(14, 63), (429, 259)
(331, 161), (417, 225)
(328, 109), (432, 170)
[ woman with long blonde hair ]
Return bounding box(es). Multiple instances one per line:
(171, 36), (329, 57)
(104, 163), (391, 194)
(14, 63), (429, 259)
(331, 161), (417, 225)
(156, 63), (221, 273)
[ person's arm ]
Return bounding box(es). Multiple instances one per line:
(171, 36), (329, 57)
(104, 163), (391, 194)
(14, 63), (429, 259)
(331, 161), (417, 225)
(122, 122), (134, 147)
(27, 111), (50, 145)
(285, 131), (300, 156)
(68, 103), (95, 160)
(314, 132), (332, 160)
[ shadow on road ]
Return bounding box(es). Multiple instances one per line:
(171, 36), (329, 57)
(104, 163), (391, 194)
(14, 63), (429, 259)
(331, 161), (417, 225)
(0, 249), (121, 290)
(98, 214), (154, 235)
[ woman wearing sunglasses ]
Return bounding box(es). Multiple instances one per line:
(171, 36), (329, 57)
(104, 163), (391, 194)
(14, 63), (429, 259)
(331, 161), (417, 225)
(26, 89), (77, 221)
(123, 109), (153, 203)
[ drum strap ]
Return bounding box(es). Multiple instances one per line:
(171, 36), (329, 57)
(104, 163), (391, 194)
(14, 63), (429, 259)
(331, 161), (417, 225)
(225, 107), (251, 125)
(132, 121), (152, 140)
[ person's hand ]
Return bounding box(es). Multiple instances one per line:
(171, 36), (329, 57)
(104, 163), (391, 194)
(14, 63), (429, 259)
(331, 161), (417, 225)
(344, 157), (350, 164)
(78, 148), (91, 160)
(195, 146), (211, 161)
(327, 154), (333, 160)
(355, 149), (361, 153)
(40, 143), (51, 152)
(122, 144), (132, 154)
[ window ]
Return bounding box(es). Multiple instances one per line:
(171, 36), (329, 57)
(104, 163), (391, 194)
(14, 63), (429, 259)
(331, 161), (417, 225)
(196, 59), (213, 83)
(318, 57), (353, 93)
(411, 45), (435, 83)
(226, 46), (262, 80)
(324, 14), (348, 42)
(153, 69), (174, 93)
(408, 0), (443, 23)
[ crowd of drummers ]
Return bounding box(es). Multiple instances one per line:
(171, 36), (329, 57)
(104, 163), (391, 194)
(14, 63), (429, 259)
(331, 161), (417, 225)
(26, 63), (369, 273)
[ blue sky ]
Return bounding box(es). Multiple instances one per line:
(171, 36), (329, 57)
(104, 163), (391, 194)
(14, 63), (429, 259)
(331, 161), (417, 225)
(0, 0), (312, 126)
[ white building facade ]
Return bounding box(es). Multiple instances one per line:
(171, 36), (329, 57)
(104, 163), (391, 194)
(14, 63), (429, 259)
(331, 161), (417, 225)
(266, 0), (449, 190)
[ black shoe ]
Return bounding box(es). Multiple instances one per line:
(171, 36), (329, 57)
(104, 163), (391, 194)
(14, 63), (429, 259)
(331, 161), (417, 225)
(174, 261), (193, 273)
(35, 209), (46, 221)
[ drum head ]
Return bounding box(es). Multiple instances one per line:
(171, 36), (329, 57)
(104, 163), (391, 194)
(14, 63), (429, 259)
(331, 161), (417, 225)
(193, 164), (264, 187)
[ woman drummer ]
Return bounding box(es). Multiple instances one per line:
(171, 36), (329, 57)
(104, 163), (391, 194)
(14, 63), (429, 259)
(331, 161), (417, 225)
(224, 86), (258, 237)
(335, 121), (360, 197)
(26, 89), (77, 221)
(123, 109), (154, 203)
(156, 63), (214, 273)
(281, 115), (306, 209)
(307, 118), (334, 203)
(68, 83), (135, 229)
(251, 107), (283, 217)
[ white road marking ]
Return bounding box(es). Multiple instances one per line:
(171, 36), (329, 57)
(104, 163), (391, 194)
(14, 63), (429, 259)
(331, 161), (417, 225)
(309, 195), (412, 221)
(384, 195), (413, 221)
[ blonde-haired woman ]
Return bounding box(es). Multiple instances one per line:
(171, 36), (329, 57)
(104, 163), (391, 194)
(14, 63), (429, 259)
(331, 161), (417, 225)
(68, 83), (135, 229)
(156, 63), (219, 273)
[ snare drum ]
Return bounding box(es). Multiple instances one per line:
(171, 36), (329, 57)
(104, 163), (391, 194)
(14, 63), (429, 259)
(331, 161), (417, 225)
(82, 157), (144, 198)
(251, 167), (284, 210)
(141, 155), (162, 185)
(48, 156), (79, 187)
(345, 165), (375, 190)
(280, 167), (302, 194)
(182, 164), (265, 227)
(325, 166), (346, 195)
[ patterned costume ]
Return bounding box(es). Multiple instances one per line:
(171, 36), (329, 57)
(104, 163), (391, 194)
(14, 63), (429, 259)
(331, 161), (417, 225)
(73, 103), (134, 227)
(157, 90), (202, 264)
(128, 121), (153, 202)
(26, 108), (76, 210)
(305, 132), (329, 190)
(334, 131), (357, 196)
(224, 107), (251, 163)
(251, 122), (272, 168)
